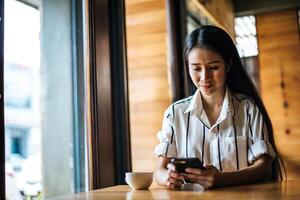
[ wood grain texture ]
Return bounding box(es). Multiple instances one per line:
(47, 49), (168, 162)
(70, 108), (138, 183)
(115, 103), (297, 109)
(125, 0), (171, 172)
(257, 9), (300, 179)
(48, 181), (300, 200)
(187, 0), (234, 37)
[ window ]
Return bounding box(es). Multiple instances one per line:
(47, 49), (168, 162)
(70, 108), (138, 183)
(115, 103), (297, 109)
(4, 62), (32, 109)
(7, 127), (29, 157)
(234, 15), (260, 91)
(234, 16), (258, 58)
(4, 0), (88, 199)
(2, 0), (131, 198)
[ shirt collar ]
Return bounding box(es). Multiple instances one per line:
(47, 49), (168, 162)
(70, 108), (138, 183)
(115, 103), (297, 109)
(184, 87), (235, 119)
(219, 87), (235, 120)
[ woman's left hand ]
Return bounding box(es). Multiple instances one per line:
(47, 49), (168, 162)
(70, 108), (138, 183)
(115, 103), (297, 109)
(182, 164), (223, 189)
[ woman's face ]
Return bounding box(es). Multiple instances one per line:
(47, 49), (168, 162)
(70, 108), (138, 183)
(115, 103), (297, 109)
(188, 47), (226, 97)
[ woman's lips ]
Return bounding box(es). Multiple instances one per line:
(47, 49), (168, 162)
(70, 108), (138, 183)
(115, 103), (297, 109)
(201, 85), (212, 91)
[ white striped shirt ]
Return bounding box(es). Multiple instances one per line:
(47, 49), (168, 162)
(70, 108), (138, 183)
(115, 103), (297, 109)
(155, 88), (276, 172)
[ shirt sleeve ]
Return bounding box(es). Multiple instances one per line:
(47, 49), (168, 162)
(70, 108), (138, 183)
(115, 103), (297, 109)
(154, 106), (177, 158)
(247, 101), (276, 164)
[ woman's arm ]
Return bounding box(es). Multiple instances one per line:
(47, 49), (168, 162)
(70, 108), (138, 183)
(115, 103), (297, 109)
(155, 156), (185, 189)
(220, 154), (272, 186)
(183, 154), (273, 189)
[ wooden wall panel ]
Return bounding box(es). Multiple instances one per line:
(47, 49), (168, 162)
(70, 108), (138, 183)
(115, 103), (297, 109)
(188, 0), (234, 37)
(257, 9), (300, 180)
(125, 0), (171, 173)
(199, 0), (234, 36)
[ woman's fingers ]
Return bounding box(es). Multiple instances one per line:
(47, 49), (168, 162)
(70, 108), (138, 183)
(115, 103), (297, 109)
(185, 168), (203, 174)
(167, 163), (175, 171)
(185, 165), (218, 175)
(168, 169), (183, 178)
(182, 173), (208, 182)
(203, 164), (215, 170)
(167, 181), (181, 190)
(166, 180), (175, 189)
(167, 166), (184, 180)
(183, 175), (214, 189)
(195, 180), (213, 189)
(168, 177), (183, 186)
(166, 163), (184, 189)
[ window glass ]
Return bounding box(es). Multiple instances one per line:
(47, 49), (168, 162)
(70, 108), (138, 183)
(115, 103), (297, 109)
(234, 16), (258, 58)
(4, 0), (88, 199)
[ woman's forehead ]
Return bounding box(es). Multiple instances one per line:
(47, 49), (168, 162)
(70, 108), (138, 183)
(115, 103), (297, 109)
(188, 47), (224, 62)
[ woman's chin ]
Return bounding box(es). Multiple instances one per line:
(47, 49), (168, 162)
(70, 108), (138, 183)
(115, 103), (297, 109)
(200, 88), (215, 96)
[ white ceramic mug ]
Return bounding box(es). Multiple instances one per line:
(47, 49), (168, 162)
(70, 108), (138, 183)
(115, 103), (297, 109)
(125, 172), (153, 190)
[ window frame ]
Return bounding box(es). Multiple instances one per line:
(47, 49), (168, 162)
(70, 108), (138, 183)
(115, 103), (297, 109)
(0, 0), (5, 198)
(87, 0), (131, 189)
(0, 0), (131, 197)
(166, 0), (193, 101)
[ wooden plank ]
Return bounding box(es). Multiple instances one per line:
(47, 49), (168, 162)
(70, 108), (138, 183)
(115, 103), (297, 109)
(127, 55), (167, 69)
(125, 0), (170, 172)
(257, 9), (300, 178)
(127, 43), (167, 58)
(126, 10), (166, 26)
(128, 67), (167, 79)
(187, 0), (234, 37)
(126, 1), (165, 15)
(126, 21), (167, 36)
(126, 32), (166, 45)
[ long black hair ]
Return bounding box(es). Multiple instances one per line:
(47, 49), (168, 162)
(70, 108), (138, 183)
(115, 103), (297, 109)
(184, 25), (286, 181)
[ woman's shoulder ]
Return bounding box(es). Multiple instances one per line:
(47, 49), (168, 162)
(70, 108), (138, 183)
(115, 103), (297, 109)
(232, 93), (251, 102)
(172, 95), (193, 106)
(164, 96), (193, 117)
(231, 92), (258, 111)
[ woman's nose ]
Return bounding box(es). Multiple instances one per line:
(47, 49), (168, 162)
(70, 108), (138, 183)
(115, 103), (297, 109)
(200, 68), (210, 81)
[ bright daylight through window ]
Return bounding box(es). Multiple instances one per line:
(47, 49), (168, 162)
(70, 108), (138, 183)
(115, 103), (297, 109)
(234, 15), (258, 58)
(5, 0), (41, 199)
(4, 0), (88, 199)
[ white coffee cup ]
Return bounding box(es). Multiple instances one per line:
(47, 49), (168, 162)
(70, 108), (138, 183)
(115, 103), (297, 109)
(125, 172), (153, 190)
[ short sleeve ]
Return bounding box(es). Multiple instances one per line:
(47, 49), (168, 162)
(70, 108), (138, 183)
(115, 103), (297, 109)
(247, 101), (276, 164)
(154, 106), (177, 158)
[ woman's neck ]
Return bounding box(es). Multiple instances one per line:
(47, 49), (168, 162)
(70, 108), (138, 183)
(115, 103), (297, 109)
(201, 88), (226, 125)
(202, 88), (225, 110)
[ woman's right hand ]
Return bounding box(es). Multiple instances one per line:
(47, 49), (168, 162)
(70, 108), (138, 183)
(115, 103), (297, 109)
(166, 163), (184, 190)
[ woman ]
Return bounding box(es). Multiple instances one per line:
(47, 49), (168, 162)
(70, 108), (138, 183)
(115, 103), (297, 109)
(154, 25), (285, 189)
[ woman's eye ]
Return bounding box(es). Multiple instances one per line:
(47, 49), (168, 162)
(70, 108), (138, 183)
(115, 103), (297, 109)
(191, 67), (201, 71)
(209, 66), (219, 70)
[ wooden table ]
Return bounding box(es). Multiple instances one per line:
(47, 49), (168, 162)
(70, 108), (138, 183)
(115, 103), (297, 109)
(48, 180), (300, 200)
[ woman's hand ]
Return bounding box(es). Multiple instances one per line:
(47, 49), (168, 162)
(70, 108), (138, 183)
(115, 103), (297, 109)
(182, 164), (223, 189)
(166, 163), (184, 190)
(181, 155), (273, 189)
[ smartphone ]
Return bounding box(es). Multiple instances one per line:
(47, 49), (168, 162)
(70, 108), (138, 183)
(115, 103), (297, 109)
(170, 157), (204, 173)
